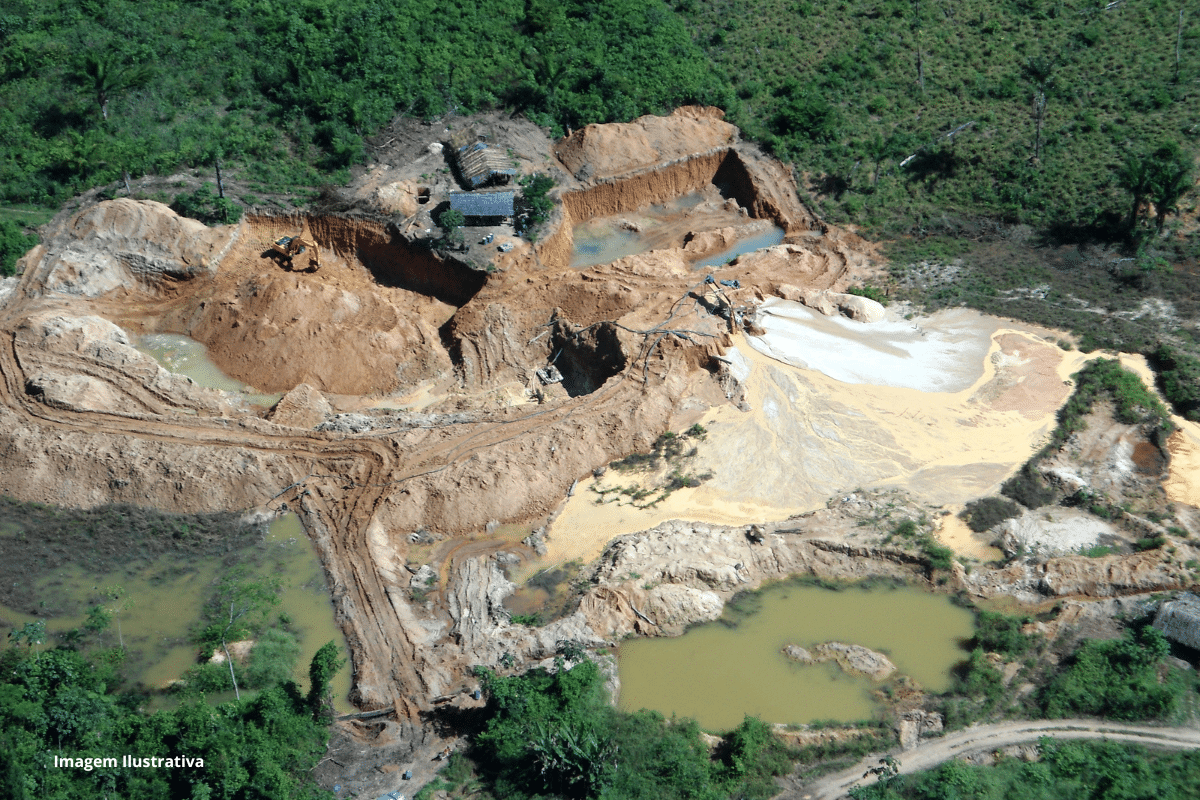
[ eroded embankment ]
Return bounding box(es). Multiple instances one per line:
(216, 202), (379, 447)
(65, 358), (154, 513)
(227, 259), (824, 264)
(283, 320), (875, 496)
(304, 214), (486, 307)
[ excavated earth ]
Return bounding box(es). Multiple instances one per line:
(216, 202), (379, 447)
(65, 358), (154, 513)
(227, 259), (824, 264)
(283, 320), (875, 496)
(2, 107), (1198, 796)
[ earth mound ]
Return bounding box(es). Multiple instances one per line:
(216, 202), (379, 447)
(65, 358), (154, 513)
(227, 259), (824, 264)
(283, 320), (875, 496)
(28, 198), (239, 297)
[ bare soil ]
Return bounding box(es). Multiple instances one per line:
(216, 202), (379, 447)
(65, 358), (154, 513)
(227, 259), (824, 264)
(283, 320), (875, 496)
(0, 107), (862, 716)
(4, 106), (1199, 799)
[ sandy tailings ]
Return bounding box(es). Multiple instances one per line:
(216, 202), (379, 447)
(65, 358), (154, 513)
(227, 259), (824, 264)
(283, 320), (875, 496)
(548, 309), (1092, 564)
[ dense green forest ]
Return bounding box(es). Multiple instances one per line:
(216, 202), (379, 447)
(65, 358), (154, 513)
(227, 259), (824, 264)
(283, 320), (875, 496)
(0, 0), (720, 211)
(0, 630), (342, 800)
(1, 0), (1194, 236)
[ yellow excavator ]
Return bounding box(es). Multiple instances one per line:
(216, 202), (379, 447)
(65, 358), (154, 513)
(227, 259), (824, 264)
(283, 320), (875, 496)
(269, 226), (321, 271)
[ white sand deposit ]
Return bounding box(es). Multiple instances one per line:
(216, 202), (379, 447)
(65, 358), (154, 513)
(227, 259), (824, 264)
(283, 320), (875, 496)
(747, 300), (1000, 392)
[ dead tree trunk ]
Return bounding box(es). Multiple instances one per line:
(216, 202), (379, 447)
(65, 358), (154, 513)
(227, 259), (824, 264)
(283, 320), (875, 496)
(215, 159), (225, 199)
(1033, 90), (1047, 163)
(914, 0), (925, 92)
(1177, 9), (1185, 82)
(223, 600), (241, 700)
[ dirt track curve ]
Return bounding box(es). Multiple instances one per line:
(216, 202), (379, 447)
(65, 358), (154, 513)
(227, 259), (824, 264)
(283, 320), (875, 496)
(790, 720), (1200, 799)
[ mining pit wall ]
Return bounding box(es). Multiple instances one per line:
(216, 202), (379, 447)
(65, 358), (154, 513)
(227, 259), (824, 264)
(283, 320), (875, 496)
(538, 148), (805, 270)
(251, 212), (487, 307)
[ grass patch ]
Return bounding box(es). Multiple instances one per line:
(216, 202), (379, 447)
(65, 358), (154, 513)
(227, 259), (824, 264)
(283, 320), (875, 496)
(846, 285), (889, 306)
(597, 426), (714, 508)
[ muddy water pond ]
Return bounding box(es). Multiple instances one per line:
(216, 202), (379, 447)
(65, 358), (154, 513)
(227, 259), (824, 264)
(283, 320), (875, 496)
(570, 190), (778, 269)
(617, 583), (974, 730)
(693, 226), (786, 269)
(0, 513), (350, 710)
(136, 333), (282, 406)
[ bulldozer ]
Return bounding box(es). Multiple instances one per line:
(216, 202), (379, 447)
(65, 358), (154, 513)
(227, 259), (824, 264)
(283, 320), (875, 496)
(269, 227), (321, 271)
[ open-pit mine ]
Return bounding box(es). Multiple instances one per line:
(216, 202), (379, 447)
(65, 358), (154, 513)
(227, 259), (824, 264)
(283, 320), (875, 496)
(3, 107), (1199, 796)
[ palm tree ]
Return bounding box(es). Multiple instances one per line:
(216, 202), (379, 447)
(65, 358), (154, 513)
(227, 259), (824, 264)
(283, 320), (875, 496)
(1115, 153), (1154, 231)
(82, 54), (154, 121)
(1150, 158), (1192, 232)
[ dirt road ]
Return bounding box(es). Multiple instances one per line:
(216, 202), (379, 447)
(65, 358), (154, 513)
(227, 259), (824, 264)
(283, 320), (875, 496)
(789, 719), (1200, 799)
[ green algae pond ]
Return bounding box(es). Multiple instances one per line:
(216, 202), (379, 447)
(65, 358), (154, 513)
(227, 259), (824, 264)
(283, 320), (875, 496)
(617, 581), (975, 730)
(0, 510), (350, 710)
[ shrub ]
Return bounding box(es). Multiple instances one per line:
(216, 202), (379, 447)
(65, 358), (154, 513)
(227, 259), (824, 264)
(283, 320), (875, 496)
(1133, 536), (1166, 552)
(1041, 626), (1181, 720)
(1000, 464), (1057, 509)
(846, 285), (889, 306)
(246, 628), (301, 689)
(922, 539), (955, 572)
(961, 497), (1022, 532)
(972, 611), (1036, 657)
(178, 660), (244, 695)
(0, 218), (37, 277)
(1148, 344), (1200, 421)
(952, 647), (1004, 703)
(171, 183), (242, 226)
(516, 173), (555, 238)
(474, 661), (798, 800)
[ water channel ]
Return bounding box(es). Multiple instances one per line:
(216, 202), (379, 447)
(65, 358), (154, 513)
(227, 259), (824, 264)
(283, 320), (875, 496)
(135, 333), (282, 406)
(617, 582), (974, 730)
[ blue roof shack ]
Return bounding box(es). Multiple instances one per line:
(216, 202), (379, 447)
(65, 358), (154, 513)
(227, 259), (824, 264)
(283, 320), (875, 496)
(450, 191), (515, 222)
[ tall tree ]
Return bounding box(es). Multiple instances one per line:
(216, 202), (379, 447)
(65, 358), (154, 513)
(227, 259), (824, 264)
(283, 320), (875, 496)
(199, 569), (281, 700)
(1116, 153), (1156, 230)
(1116, 143), (1193, 232)
(1150, 151), (1192, 231)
